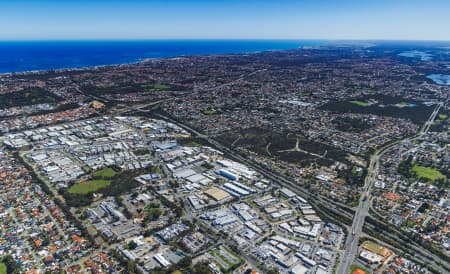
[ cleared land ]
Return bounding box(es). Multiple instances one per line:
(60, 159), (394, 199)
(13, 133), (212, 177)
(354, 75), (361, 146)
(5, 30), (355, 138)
(68, 179), (111, 194)
(411, 165), (446, 181)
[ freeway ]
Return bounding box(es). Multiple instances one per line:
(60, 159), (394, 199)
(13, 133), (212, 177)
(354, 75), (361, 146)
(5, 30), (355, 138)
(118, 99), (450, 272)
(152, 113), (355, 215)
(79, 84), (355, 216)
(152, 104), (450, 273)
(336, 150), (382, 274)
(103, 93), (448, 272)
(421, 101), (443, 134)
(337, 102), (444, 274)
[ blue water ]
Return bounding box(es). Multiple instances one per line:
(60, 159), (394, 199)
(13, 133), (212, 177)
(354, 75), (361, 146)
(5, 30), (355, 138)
(427, 74), (450, 85)
(398, 50), (432, 61)
(0, 40), (325, 74)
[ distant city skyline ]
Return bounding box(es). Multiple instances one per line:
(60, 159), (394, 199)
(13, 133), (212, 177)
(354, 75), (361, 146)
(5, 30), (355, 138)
(1, 0), (450, 41)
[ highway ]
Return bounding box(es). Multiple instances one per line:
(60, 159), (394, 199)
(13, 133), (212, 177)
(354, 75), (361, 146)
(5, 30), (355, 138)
(337, 102), (444, 274)
(336, 150), (382, 274)
(116, 99), (449, 273)
(92, 90), (447, 273)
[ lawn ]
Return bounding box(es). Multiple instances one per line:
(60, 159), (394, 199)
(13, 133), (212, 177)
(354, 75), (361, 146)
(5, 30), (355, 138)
(350, 100), (369, 107)
(203, 108), (218, 115)
(438, 114), (448, 120)
(93, 167), (118, 179)
(68, 180), (111, 194)
(411, 165), (446, 181)
(0, 263), (6, 274)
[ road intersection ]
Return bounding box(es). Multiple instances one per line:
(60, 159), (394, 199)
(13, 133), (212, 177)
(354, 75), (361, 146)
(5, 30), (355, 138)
(337, 102), (444, 274)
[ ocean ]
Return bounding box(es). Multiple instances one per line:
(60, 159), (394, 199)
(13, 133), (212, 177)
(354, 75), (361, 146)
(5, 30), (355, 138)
(0, 40), (325, 74)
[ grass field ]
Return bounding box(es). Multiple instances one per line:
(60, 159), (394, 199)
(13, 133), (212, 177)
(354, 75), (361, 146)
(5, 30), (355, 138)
(68, 180), (111, 194)
(395, 102), (409, 108)
(0, 263), (6, 274)
(141, 83), (173, 91)
(93, 167), (118, 178)
(438, 114), (448, 120)
(361, 241), (390, 256)
(411, 165), (446, 181)
(350, 100), (369, 107)
(184, 142), (202, 147)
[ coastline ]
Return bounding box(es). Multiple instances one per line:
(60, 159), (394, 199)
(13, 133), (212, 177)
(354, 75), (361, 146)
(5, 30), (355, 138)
(0, 40), (323, 76)
(2, 39), (449, 76)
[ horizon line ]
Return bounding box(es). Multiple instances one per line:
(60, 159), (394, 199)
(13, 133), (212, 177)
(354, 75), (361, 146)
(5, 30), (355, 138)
(0, 38), (450, 42)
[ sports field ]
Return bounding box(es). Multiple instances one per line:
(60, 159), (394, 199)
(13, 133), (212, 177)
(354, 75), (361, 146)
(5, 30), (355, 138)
(0, 263), (6, 274)
(93, 167), (118, 178)
(141, 83), (173, 91)
(68, 180), (111, 194)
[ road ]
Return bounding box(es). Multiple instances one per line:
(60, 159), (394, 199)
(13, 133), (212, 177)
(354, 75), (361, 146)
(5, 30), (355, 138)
(336, 151), (381, 274)
(91, 89), (448, 272)
(153, 112), (354, 208)
(337, 102), (443, 274)
(118, 100), (449, 273)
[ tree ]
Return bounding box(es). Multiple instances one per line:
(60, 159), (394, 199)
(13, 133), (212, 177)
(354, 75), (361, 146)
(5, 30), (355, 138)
(127, 260), (138, 274)
(398, 156), (413, 178)
(178, 255), (192, 268)
(267, 268), (280, 274)
(189, 262), (213, 274)
(145, 203), (163, 222)
(1, 255), (19, 274)
(126, 241), (138, 250)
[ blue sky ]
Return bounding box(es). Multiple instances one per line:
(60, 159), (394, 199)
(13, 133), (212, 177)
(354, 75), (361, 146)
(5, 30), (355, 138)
(0, 0), (449, 40)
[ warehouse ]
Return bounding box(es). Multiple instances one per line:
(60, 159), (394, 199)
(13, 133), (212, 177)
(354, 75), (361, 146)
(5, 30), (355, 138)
(217, 168), (239, 181)
(204, 186), (231, 201)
